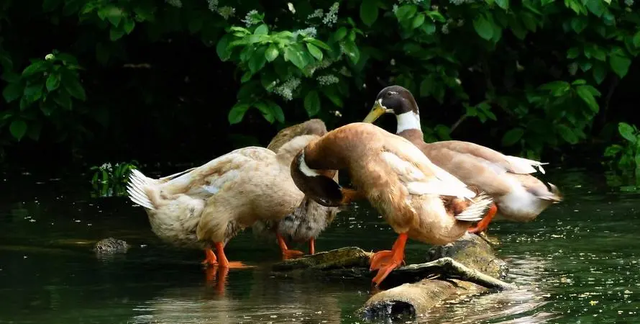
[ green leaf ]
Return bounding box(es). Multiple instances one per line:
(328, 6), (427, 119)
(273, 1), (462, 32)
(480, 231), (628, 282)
(284, 46), (307, 70)
(267, 101), (285, 123)
(334, 27), (348, 41)
(473, 15), (494, 40)
(633, 31), (640, 48)
(26, 120), (42, 141)
(501, 128), (524, 146)
(593, 62), (607, 84)
(618, 122), (637, 143)
(98, 5), (123, 27)
(53, 91), (72, 110)
(110, 28), (125, 41)
(557, 125), (579, 144)
(1, 72), (21, 83)
(24, 83), (43, 103)
(3, 83), (23, 103)
(249, 46), (267, 74)
(342, 40), (360, 64)
(304, 91), (321, 117)
(254, 101), (274, 123)
(576, 85), (599, 112)
(240, 71), (252, 83)
(419, 75), (434, 97)
(123, 18), (135, 34)
(570, 17), (587, 34)
(265, 44), (279, 62)
(10, 120), (27, 140)
(495, 0), (509, 9)
(610, 54), (632, 78)
(411, 13), (425, 30)
(604, 144), (623, 157)
(254, 24), (269, 35)
(228, 103), (250, 124)
(304, 38), (331, 50)
(306, 43), (323, 61)
(521, 12), (537, 32)
(62, 73), (86, 101)
(395, 5), (417, 22)
(421, 21), (436, 35)
(567, 47), (580, 59)
(46, 73), (61, 91)
(360, 0), (379, 26)
(216, 34), (232, 61)
(586, 0), (605, 17)
(539, 80), (570, 96)
(22, 60), (48, 77)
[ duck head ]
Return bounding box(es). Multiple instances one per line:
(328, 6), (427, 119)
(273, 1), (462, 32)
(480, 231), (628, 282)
(290, 150), (344, 207)
(363, 85), (422, 133)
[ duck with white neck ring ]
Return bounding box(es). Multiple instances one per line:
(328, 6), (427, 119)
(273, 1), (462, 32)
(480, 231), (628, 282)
(362, 85), (563, 233)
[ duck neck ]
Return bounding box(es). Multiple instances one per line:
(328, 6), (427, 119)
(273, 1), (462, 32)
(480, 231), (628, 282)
(396, 111), (422, 134)
(397, 128), (425, 144)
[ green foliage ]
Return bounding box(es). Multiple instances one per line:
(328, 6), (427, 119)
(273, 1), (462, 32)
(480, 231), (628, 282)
(90, 161), (138, 197)
(604, 123), (640, 188)
(0, 0), (639, 163)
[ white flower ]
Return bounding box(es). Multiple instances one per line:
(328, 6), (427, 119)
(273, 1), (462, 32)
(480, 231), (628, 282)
(273, 78), (301, 101)
(207, 0), (218, 12)
(288, 3), (296, 13)
(392, 4), (399, 14)
(625, 0), (633, 5)
(317, 74), (340, 86)
(322, 2), (339, 26)
(308, 9), (324, 20)
(242, 10), (259, 27)
(293, 27), (317, 38)
(165, 0), (182, 8)
(217, 6), (235, 19)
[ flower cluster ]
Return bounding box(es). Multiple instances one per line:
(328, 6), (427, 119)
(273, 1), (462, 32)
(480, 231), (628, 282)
(242, 10), (260, 27)
(206, 0), (235, 20)
(307, 3), (339, 26)
(449, 0), (476, 5)
(317, 74), (340, 86)
(292, 27), (317, 39)
(272, 78), (301, 101)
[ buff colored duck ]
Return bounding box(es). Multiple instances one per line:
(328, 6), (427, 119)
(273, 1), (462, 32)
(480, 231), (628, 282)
(363, 85), (562, 233)
(126, 135), (323, 269)
(252, 119), (342, 258)
(289, 122), (493, 286)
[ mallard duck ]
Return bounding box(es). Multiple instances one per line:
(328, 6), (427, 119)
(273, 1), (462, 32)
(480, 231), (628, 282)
(125, 135), (322, 269)
(362, 85), (562, 233)
(289, 122), (493, 286)
(252, 119), (343, 258)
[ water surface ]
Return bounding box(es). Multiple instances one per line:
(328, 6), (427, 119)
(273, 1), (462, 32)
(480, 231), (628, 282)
(1, 167), (639, 323)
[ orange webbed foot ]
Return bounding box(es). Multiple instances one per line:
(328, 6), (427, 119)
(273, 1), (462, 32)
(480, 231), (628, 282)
(202, 248), (218, 267)
(282, 249), (305, 260)
(371, 257), (404, 287)
(369, 233), (408, 287)
(468, 203), (498, 234)
(369, 250), (394, 271)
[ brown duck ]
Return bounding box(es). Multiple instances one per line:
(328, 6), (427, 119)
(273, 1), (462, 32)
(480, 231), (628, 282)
(289, 122), (493, 286)
(252, 119), (342, 258)
(363, 85), (562, 233)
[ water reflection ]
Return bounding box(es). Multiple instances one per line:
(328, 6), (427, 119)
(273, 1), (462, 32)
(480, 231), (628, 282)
(1, 168), (640, 323)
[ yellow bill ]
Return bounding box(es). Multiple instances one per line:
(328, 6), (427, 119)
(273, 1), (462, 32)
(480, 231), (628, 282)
(362, 99), (393, 123)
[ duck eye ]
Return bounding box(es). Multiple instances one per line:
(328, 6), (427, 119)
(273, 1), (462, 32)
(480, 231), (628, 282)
(386, 92), (393, 97)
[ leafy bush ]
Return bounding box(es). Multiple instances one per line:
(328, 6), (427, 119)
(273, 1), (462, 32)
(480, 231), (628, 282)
(0, 0), (639, 174)
(90, 161), (139, 197)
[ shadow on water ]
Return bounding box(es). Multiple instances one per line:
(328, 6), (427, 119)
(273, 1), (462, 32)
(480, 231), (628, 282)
(1, 166), (640, 323)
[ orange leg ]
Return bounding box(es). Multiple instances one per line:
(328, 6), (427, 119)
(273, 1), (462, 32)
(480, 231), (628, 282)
(370, 233), (408, 287)
(276, 233), (304, 259)
(370, 234), (407, 271)
(202, 248), (218, 267)
(309, 238), (316, 255)
(213, 242), (250, 268)
(468, 203), (498, 234)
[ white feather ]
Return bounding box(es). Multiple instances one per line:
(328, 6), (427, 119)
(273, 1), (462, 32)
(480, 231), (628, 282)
(454, 193), (493, 222)
(299, 152), (320, 176)
(505, 155), (548, 174)
(126, 169), (155, 209)
(381, 151), (476, 199)
(396, 111), (422, 133)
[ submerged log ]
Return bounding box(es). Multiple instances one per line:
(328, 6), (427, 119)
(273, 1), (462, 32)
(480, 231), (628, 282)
(271, 233), (512, 321)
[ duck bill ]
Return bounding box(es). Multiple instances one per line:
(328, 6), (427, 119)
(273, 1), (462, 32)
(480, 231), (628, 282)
(362, 100), (390, 123)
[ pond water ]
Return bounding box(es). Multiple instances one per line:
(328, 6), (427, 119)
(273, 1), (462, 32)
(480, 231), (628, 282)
(1, 166), (639, 323)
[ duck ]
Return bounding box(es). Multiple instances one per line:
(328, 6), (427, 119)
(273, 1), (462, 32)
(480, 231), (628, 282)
(289, 122), (493, 286)
(362, 85), (562, 233)
(252, 119), (343, 258)
(125, 134), (324, 270)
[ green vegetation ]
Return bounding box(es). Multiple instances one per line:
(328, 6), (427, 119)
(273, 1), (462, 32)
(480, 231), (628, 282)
(1, 0), (640, 183)
(90, 161), (138, 197)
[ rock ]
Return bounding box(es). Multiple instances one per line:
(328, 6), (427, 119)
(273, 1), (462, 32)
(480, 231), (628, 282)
(94, 237), (129, 254)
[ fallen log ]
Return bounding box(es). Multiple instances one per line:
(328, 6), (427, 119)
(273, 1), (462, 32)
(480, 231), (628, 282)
(271, 232), (512, 321)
